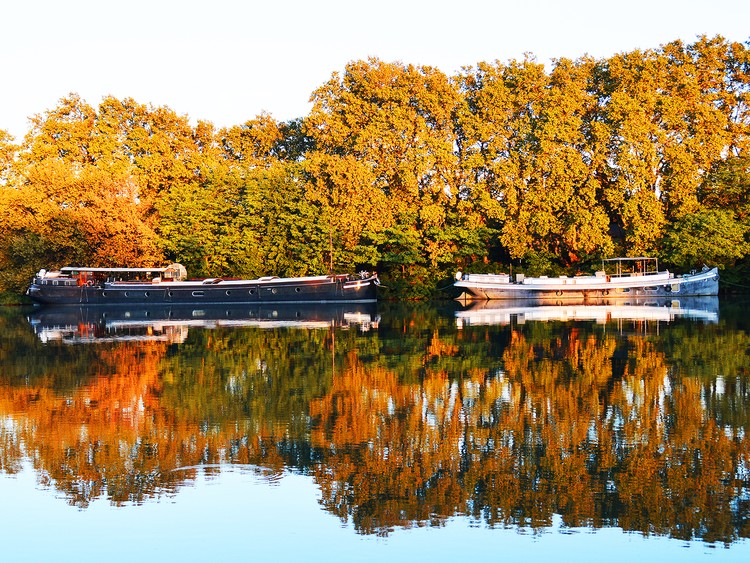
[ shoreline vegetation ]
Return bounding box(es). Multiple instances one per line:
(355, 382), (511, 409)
(2, 35), (750, 301)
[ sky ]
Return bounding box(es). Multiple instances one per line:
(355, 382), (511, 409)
(1, 0), (748, 141)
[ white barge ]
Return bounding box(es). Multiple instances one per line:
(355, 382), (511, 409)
(455, 257), (719, 302)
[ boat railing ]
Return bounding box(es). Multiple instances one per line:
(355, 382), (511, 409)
(602, 257), (660, 277)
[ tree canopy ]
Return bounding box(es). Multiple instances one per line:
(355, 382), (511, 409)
(1, 36), (749, 297)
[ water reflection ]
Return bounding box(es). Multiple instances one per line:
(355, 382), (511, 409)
(1, 300), (749, 544)
(27, 303), (379, 344)
(456, 297), (720, 327)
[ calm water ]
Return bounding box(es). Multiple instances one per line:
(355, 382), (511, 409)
(1, 298), (749, 562)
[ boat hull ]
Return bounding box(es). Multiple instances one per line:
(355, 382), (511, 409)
(27, 275), (379, 306)
(455, 267), (719, 302)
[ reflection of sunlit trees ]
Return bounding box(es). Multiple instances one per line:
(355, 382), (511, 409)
(1, 312), (749, 541)
(308, 322), (750, 541)
(0, 324), (356, 506)
(310, 345), (470, 534)
(0, 420), (23, 474)
(614, 375), (742, 543)
(0, 342), (185, 506)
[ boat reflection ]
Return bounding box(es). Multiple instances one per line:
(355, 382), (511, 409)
(455, 296), (719, 328)
(27, 303), (380, 344)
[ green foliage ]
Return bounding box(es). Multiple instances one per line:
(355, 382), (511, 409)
(518, 251), (566, 277)
(249, 164), (330, 276)
(663, 209), (750, 270)
(0, 233), (62, 293)
(700, 155), (750, 219)
(155, 164), (256, 277)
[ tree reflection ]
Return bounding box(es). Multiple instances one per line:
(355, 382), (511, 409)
(0, 306), (749, 542)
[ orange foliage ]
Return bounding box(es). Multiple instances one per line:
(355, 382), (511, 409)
(0, 322), (748, 541)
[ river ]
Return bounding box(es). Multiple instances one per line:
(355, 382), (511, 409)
(1, 298), (749, 561)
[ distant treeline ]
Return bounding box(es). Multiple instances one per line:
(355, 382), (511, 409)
(1, 35), (749, 297)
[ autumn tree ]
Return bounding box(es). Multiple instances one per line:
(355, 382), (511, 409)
(2, 36), (750, 298)
(457, 56), (614, 268)
(218, 112), (311, 165)
(0, 130), (18, 184)
(599, 37), (747, 258)
(305, 58), (468, 294)
(92, 96), (205, 203)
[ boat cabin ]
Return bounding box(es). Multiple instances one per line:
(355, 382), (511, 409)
(35, 264), (188, 287)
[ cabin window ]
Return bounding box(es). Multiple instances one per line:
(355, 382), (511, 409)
(192, 291), (204, 297)
(144, 291), (150, 297)
(644, 286), (658, 292)
(249, 289), (255, 295)
(124, 291), (129, 297)
(168, 291), (174, 297)
(295, 287), (301, 293)
(226, 290), (232, 296)
(271, 288), (278, 294)
(102, 291), (107, 297)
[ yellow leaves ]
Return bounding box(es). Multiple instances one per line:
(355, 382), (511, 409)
(459, 56), (617, 265)
(0, 37), (748, 290)
(24, 93), (97, 165)
(305, 152), (393, 252)
(621, 188), (667, 256)
(0, 129), (18, 183)
(307, 57), (460, 208)
(219, 112), (283, 167)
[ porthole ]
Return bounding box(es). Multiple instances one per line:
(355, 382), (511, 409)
(295, 287), (301, 293)
(226, 290), (232, 296)
(249, 289), (255, 295)
(144, 291), (150, 297)
(271, 288), (277, 294)
(124, 291), (129, 297)
(102, 291), (107, 297)
(168, 291), (174, 297)
(192, 291), (204, 297)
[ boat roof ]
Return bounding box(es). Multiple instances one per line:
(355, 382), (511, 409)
(60, 266), (168, 273)
(602, 257), (656, 262)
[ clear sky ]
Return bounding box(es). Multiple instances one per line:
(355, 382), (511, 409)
(1, 0), (748, 141)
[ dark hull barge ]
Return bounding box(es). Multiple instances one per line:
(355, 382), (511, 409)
(27, 264), (379, 305)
